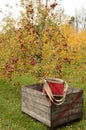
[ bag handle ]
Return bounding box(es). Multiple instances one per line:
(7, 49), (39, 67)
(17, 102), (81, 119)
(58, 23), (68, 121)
(43, 78), (68, 105)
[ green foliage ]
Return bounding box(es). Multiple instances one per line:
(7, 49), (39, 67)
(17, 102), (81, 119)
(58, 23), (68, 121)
(0, 0), (86, 84)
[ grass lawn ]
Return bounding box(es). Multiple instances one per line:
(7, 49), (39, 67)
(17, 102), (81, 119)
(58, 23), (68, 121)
(0, 73), (86, 130)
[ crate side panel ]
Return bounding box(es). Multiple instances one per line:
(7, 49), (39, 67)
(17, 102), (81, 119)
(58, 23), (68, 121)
(51, 91), (83, 128)
(22, 86), (52, 127)
(22, 86), (51, 107)
(22, 95), (51, 114)
(22, 106), (51, 126)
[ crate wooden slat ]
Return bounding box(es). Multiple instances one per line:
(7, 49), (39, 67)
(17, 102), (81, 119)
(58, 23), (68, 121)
(21, 84), (83, 128)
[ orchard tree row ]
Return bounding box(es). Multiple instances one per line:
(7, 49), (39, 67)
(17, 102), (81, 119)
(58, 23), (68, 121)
(0, 0), (86, 83)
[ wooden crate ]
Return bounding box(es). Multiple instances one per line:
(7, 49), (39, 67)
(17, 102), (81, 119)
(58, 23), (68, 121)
(21, 84), (83, 128)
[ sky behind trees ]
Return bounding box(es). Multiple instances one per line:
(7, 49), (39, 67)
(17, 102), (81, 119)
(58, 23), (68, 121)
(0, 0), (86, 22)
(61, 0), (86, 16)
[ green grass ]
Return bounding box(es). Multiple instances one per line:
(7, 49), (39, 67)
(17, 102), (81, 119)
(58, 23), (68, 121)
(0, 73), (86, 130)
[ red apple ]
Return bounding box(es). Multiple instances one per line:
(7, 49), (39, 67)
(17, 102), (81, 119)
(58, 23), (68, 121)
(30, 58), (36, 65)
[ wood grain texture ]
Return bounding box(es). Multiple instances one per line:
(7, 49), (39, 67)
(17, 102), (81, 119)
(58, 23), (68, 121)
(21, 84), (83, 128)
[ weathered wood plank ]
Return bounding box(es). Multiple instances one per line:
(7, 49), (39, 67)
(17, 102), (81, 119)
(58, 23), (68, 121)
(22, 97), (51, 114)
(22, 87), (51, 106)
(22, 102), (50, 120)
(51, 100), (83, 115)
(22, 92), (51, 107)
(22, 106), (51, 126)
(52, 112), (82, 127)
(68, 112), (83, 121)
(52, 106), (83, 121)
(21, 85), (83, 128)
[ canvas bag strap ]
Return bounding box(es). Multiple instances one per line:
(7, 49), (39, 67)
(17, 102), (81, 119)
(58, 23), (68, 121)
(43, 78), (68, 105)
